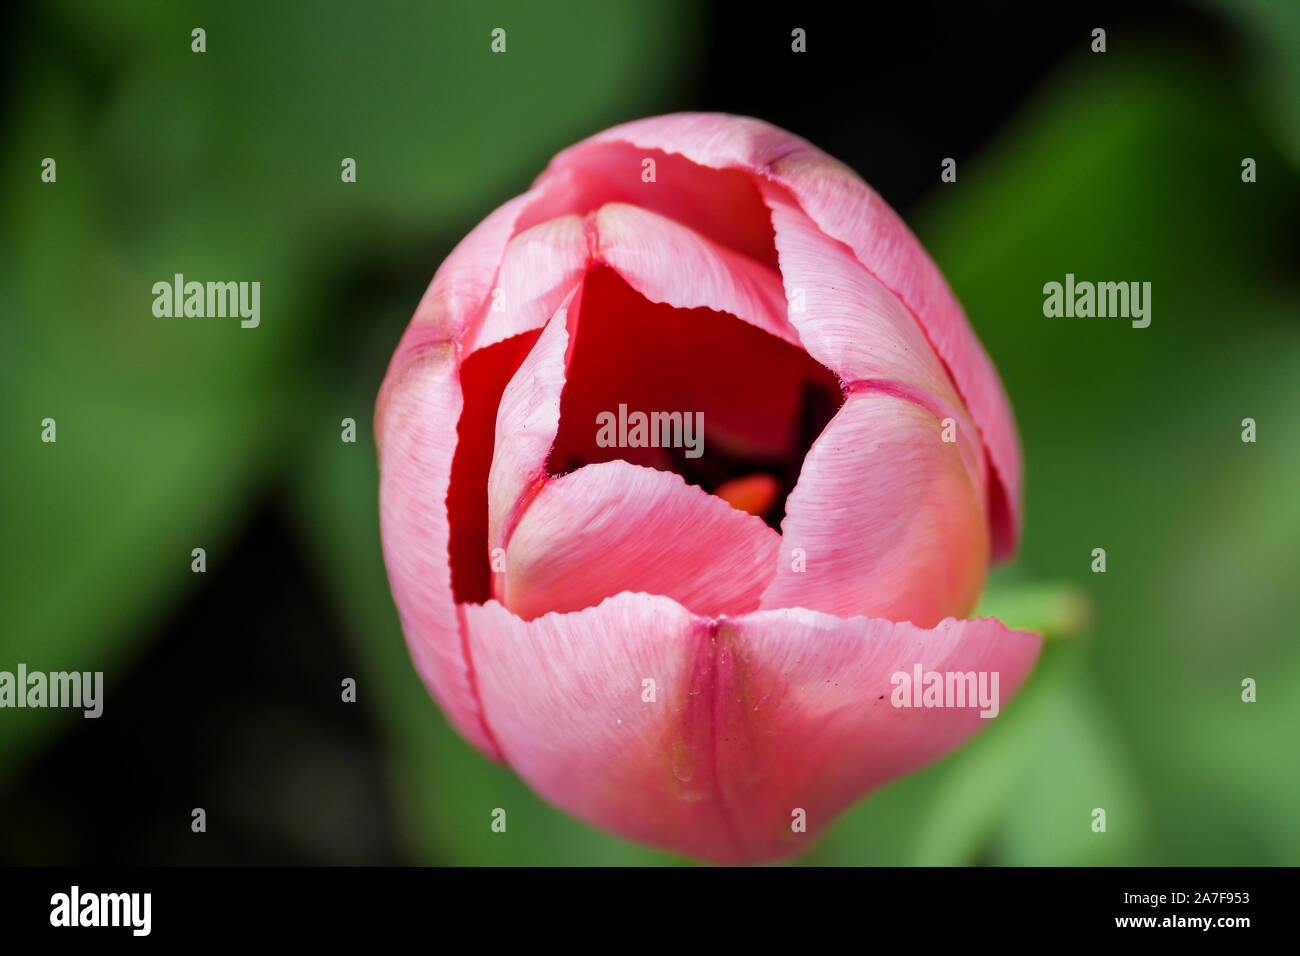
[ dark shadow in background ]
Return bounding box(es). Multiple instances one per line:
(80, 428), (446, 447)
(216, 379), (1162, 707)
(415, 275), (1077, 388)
(1, 502), (401, 865)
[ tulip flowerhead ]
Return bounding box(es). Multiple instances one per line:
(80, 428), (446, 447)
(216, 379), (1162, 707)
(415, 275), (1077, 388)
(376, 113), (1038, 863)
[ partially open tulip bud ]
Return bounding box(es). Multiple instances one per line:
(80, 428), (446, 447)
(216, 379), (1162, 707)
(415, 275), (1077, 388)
(376, 113), (1040, 863)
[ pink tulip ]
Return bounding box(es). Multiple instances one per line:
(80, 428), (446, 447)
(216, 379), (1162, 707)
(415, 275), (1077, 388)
(376, 113), (1040, 863)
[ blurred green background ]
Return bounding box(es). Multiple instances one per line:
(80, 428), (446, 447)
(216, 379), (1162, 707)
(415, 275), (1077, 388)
(1, 0), (1296, 865)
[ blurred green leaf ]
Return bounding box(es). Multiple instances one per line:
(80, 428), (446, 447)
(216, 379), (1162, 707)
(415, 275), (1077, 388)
(0, 0), (697, 788)
(910, 45), (1300, 864)
(1196, 0), (1300, 171)
(977, 581), (1091, 640)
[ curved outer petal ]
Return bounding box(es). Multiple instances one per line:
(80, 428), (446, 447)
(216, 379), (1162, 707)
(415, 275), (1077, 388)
(760, 391), (988, 627)
(381, 187), (581, 386)
(375, 190), (556, 759)
(711, 606), (1041, 862)
(759, 178), (987, 510)
(401, 188), (799, 381)
(533, 113), (1023, 558)
(388, 191), (535, 371)
(503, 460), (780, 620)
(758, 181), (961, 409)
(376, 345), (501, 759)
(516, 146), (781, 268)
(465, 593), (1042, 864)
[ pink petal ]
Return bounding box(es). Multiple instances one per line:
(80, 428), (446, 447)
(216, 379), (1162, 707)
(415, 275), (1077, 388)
(761, 390), (989, 628)
(502, 460), (780, 620)
(759, 181), (961, 405)
(460, 214), (590, 354)
(464, 593), (1042, 863)
(712, 606), (1042, 861)
(536, 113), (1022, 558)
(486, 290), (576, 556)
(767, 150), (1022, 558)
(520, 143), (780, 268)
(537, 113), (810, 216)
(757, 182), (987, 492)
(592, 202), (797, 347)
(376, 345), (501, 759)
(464, 594), (738, 859)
